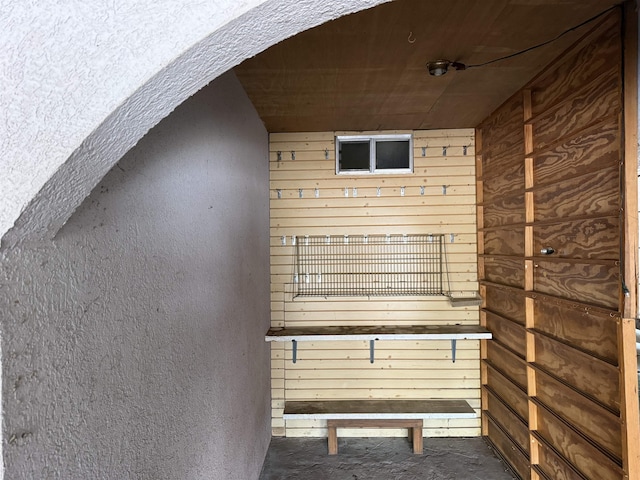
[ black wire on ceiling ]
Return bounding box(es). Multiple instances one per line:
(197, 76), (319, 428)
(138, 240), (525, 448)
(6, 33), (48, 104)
(463, 3), (620, 69)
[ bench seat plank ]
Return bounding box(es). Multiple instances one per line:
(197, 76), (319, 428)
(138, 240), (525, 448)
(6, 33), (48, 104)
(266, 325), (492, 342)
(283, 399), (477, 419)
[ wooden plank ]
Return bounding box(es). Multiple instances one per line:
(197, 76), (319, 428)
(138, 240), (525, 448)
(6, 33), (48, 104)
(529, 10), (621, 116)
(484, 311), (526, 358)
(284, 389), (480, 400)
(481, 156), (525, 201)
(533, 119), (620, 187)
(622, 0), (639, 321)
(532, 165), (619, 222)
(484, 364), (529, 422)
(271, 195), (478, 209)
(283, 358), (480, 371)
(478, 95), (524, 159)
(533, 368), (622, 460)
(532, 332), (620, 412)
(270, 225), (478, 236)
(266, 324), (491, 342)
(483, 256), (525, 288)
(532, 216), (619, 260)
(531, 297), (618, 363)
(486, 416), (531, 480)
(285, 378), (480, 390)
(534, 437), (591, 480)
(481, 194), (526, 228)
(327, 418), (423, 454)
(483, 228), (524, 256)
(285, 426), (481, 439)
(533, 259), (619, 309)
(270, 131), (335, 142)
(270, 204), (476, 218)
(485, 390), (530, 455)
(483, 284), (526, 324)
(485, 341), (528, 391)
(286, 368), (479, 380)
(531, 72), (621, 153)
(283, 399), (476, 419)
(534, 405), (624, 480)
(620, 11), (640, 476)
(271, 213), (475, 228)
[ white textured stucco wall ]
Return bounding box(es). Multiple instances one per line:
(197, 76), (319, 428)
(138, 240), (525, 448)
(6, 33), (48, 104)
(0, 0), (389, 247)
(0, 71), (271, 479)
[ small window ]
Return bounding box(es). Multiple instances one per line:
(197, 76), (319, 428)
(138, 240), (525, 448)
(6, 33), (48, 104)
(336, 134), (413, 174)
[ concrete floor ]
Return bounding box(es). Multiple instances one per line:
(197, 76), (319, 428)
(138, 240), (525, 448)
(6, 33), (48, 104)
(259, 437), (517, 480)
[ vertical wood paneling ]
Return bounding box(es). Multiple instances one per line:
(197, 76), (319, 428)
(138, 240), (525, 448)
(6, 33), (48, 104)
(478, 83), (529, 476)
(479, 8), (638, 479)
(269, 129), (480, 437)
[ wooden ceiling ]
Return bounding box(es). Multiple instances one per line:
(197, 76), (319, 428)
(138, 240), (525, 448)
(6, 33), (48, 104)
(234, 0), (621, 133)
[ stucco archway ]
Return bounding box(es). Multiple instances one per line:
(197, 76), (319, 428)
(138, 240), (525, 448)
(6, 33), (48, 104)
(0, 0), (390, 248)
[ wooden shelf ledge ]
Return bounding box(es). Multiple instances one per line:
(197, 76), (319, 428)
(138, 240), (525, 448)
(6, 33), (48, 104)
(265, 324), (492, 342)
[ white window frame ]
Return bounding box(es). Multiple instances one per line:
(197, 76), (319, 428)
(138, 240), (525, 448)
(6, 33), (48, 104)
(335, 134), (413, 175)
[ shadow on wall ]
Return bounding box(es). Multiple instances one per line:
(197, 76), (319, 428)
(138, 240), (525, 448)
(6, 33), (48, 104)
(1, 72), (271, 480)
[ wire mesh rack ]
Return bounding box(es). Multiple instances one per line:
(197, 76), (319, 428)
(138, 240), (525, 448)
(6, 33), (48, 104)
(294, 234), (445, 297)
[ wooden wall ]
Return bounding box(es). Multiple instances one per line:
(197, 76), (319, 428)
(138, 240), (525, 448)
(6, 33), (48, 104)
(269, 129), (481, 437)
(477, 9), (639, 480)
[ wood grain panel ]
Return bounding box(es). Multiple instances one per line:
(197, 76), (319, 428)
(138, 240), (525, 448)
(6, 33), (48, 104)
(534, 369), (622, 460)
(486, 416), (531, 480)
(535, 438), (593, 480)
(484, 311), (526, 358)
(532, 72), (620, 152)
(533, 216), (620, 260)
(535, 405), (624, 480)
(533, 259), (619, 309)
(481, 155), (524, 201)
(530, 11), (621, 116)
(533, 333), (620, 411)
(485, 390), (530, 455)
(482, 193), (525, 228)
(483, 285), (526, 324)
(532, 166), (619, 222)
(532, 297), (618, 363)
(483, 257), (525, 289)
(533, 120), (620, 187)
(484, 364), (529, 422)
(483, 228), (524, 256)
(480, 95), (524, 159)
(485, 341), (527, 390)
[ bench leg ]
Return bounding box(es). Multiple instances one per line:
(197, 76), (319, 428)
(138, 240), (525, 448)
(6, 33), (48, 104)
(327, 423), (338, 455)
(412, 425), (423, 454)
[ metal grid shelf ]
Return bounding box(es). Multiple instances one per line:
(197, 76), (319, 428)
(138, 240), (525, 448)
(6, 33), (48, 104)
(294, 234), (445, 297)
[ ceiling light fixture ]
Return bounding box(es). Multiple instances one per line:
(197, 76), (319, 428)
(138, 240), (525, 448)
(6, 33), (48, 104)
(426, 5), (617, 77)
(426, 60), (466, 77)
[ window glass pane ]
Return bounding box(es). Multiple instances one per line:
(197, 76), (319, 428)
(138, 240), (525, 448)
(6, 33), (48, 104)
(375, 140), (410, 170)
(339, 141), (370, 171)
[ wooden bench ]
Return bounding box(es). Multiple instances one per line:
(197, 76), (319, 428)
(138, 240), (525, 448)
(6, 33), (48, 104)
(283, 399), (477, 455)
